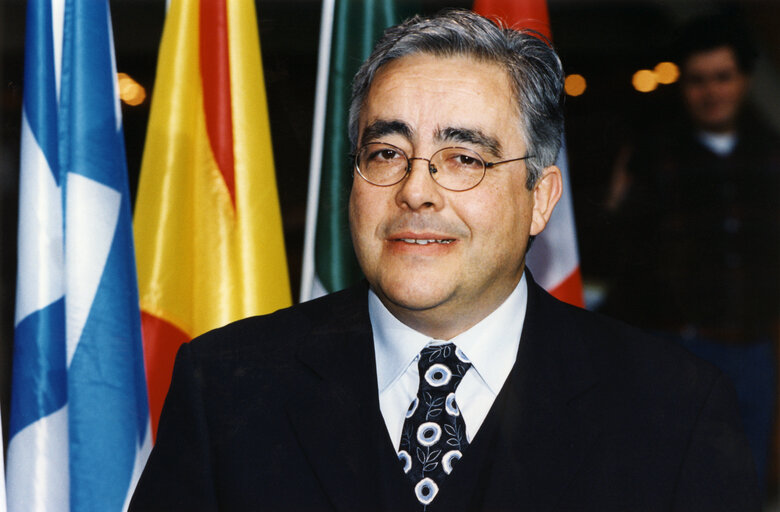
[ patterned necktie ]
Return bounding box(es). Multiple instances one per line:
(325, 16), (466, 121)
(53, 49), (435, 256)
(398, 342), (472, 507)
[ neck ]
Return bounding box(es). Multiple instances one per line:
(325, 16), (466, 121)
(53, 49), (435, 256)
(701, 126), (736, 136)
(376, 272), (525, 340)
(695, 118), (737, 135)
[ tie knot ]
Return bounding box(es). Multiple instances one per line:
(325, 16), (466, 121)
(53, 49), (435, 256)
(417, 343), (472, 393)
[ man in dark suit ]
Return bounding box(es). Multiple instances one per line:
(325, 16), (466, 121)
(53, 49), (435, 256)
(130, 10), (758, 511)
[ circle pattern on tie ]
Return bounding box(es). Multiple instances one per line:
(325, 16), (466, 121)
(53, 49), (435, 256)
(417, 422), (441, 446)
(424, 363), (452, 387)
(415, 477), (439, 505)
(445, 392), (459, 416)
(398, 450), (412, 473)
(406, 397), (419, 418)
(398, 343), (472, 506)
(441, 450), (462, 475)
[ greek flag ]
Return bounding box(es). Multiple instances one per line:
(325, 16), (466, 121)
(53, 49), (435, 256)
(8, 1), (151, 510)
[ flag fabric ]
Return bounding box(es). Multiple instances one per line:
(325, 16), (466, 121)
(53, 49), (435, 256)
(8, 0), (150, 510)
(0, 408), (6, 512)
(133, 0), (291, 440)
(300, 0), (417, 301)
(474, 0), (585, 308)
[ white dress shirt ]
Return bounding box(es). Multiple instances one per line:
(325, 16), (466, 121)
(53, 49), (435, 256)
(369, 274), (528, 450)
(697, 130), (737, 157)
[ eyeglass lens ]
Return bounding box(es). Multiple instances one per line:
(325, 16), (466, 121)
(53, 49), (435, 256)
(355, 143), (486, 191)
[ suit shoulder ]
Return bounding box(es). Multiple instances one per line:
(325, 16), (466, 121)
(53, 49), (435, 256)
(528, 291), (758, 510)
(543, 290), (723, 397)
(186, 284), (369, 365)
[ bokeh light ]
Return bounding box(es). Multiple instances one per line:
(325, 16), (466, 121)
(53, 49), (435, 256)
(117, 72), (146, 106)
(632, 69), (658, 93)
(654, 61), (679, 84)
(564, 74), (587, 96)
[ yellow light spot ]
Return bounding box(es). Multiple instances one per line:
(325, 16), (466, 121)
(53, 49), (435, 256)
(654, 61), (679, 84)
(117, 72), (146, 106)
(632, 69), (658, 93)
(564, 74), (587, 96)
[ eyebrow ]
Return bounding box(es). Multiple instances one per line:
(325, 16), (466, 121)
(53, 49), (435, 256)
(435, 127), (503, 157)
(360, 119), (413, 144)
(360, 120), (504, 157)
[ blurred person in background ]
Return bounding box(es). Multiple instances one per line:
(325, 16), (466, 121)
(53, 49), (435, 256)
(604, 12), (779, 501)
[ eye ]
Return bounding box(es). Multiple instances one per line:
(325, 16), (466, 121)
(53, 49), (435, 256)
(367, 148), (400, 162)
(455, 154), (479, 167)
(686, 75), (705, 87)
(447, 152), (483, 170)
(714, 71), (734, 84)
(380, 149), (399, 160)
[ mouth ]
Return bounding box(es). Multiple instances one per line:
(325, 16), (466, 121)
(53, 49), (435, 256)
(396, 238), (455, 245)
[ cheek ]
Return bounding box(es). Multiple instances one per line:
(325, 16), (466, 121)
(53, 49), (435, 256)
(460, 186), (530, 247)
(723, 82), (745, 103)
(349, 185), (384, 258)
(350, 181), (375, 224)
(682, 87), (701, 105)
(348, 188), (368, 246)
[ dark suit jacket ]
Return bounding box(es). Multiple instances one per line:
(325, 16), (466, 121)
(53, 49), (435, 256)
(130, 276), (759, 511)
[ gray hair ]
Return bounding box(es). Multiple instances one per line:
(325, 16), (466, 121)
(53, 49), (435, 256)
(348, 9), (565, 189)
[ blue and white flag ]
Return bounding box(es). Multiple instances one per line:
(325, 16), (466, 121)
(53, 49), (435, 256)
(8, 1), (151, 511)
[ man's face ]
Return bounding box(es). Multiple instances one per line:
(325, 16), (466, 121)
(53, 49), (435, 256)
(349, 53), (560, 339)
(681, 46), (749, 133)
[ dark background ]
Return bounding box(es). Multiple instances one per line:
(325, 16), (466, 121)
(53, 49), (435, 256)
(1, 0), (779, 501)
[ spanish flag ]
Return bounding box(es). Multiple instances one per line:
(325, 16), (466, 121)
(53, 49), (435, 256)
(134, 0), (291, 439)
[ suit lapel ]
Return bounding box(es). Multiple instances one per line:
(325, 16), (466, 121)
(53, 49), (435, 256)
(434, 275), (603, 511)
(486, 276), (603, 510)
(284, 285), (414, 511)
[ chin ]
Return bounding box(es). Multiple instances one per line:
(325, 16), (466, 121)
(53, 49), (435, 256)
(694, 110), (736, 132)
(374, 276), (452, 313)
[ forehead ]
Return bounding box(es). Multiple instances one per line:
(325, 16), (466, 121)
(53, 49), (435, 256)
(683, 46), (740, 75)
(359, 53), (522, 146)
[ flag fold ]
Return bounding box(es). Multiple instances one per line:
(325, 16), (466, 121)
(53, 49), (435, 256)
(133, 0), (291, 439)
(9, 1), (150, 510)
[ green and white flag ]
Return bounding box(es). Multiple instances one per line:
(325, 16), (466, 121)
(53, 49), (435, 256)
(301, 0), (417, 300)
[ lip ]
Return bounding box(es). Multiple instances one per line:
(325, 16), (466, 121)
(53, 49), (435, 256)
(385, 232), (458, 252)
(387, 231), (457, 241)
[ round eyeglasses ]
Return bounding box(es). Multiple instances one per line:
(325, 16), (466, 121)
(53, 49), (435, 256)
(354, 142), (534, 192)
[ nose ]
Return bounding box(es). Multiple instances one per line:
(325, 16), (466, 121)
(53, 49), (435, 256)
(395, 157), (444, 211)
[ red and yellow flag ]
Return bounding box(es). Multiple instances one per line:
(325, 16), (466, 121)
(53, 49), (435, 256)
(134, 0), (291, 439)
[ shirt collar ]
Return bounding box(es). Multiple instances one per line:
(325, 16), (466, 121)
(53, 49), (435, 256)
(370, 273), (528, 394)
(369, 291), (430, 393)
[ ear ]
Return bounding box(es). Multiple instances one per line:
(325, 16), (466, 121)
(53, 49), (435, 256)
(529, 165), (563, 236)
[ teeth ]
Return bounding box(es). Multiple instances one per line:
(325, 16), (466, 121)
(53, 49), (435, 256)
(399, 238), (453, 245)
